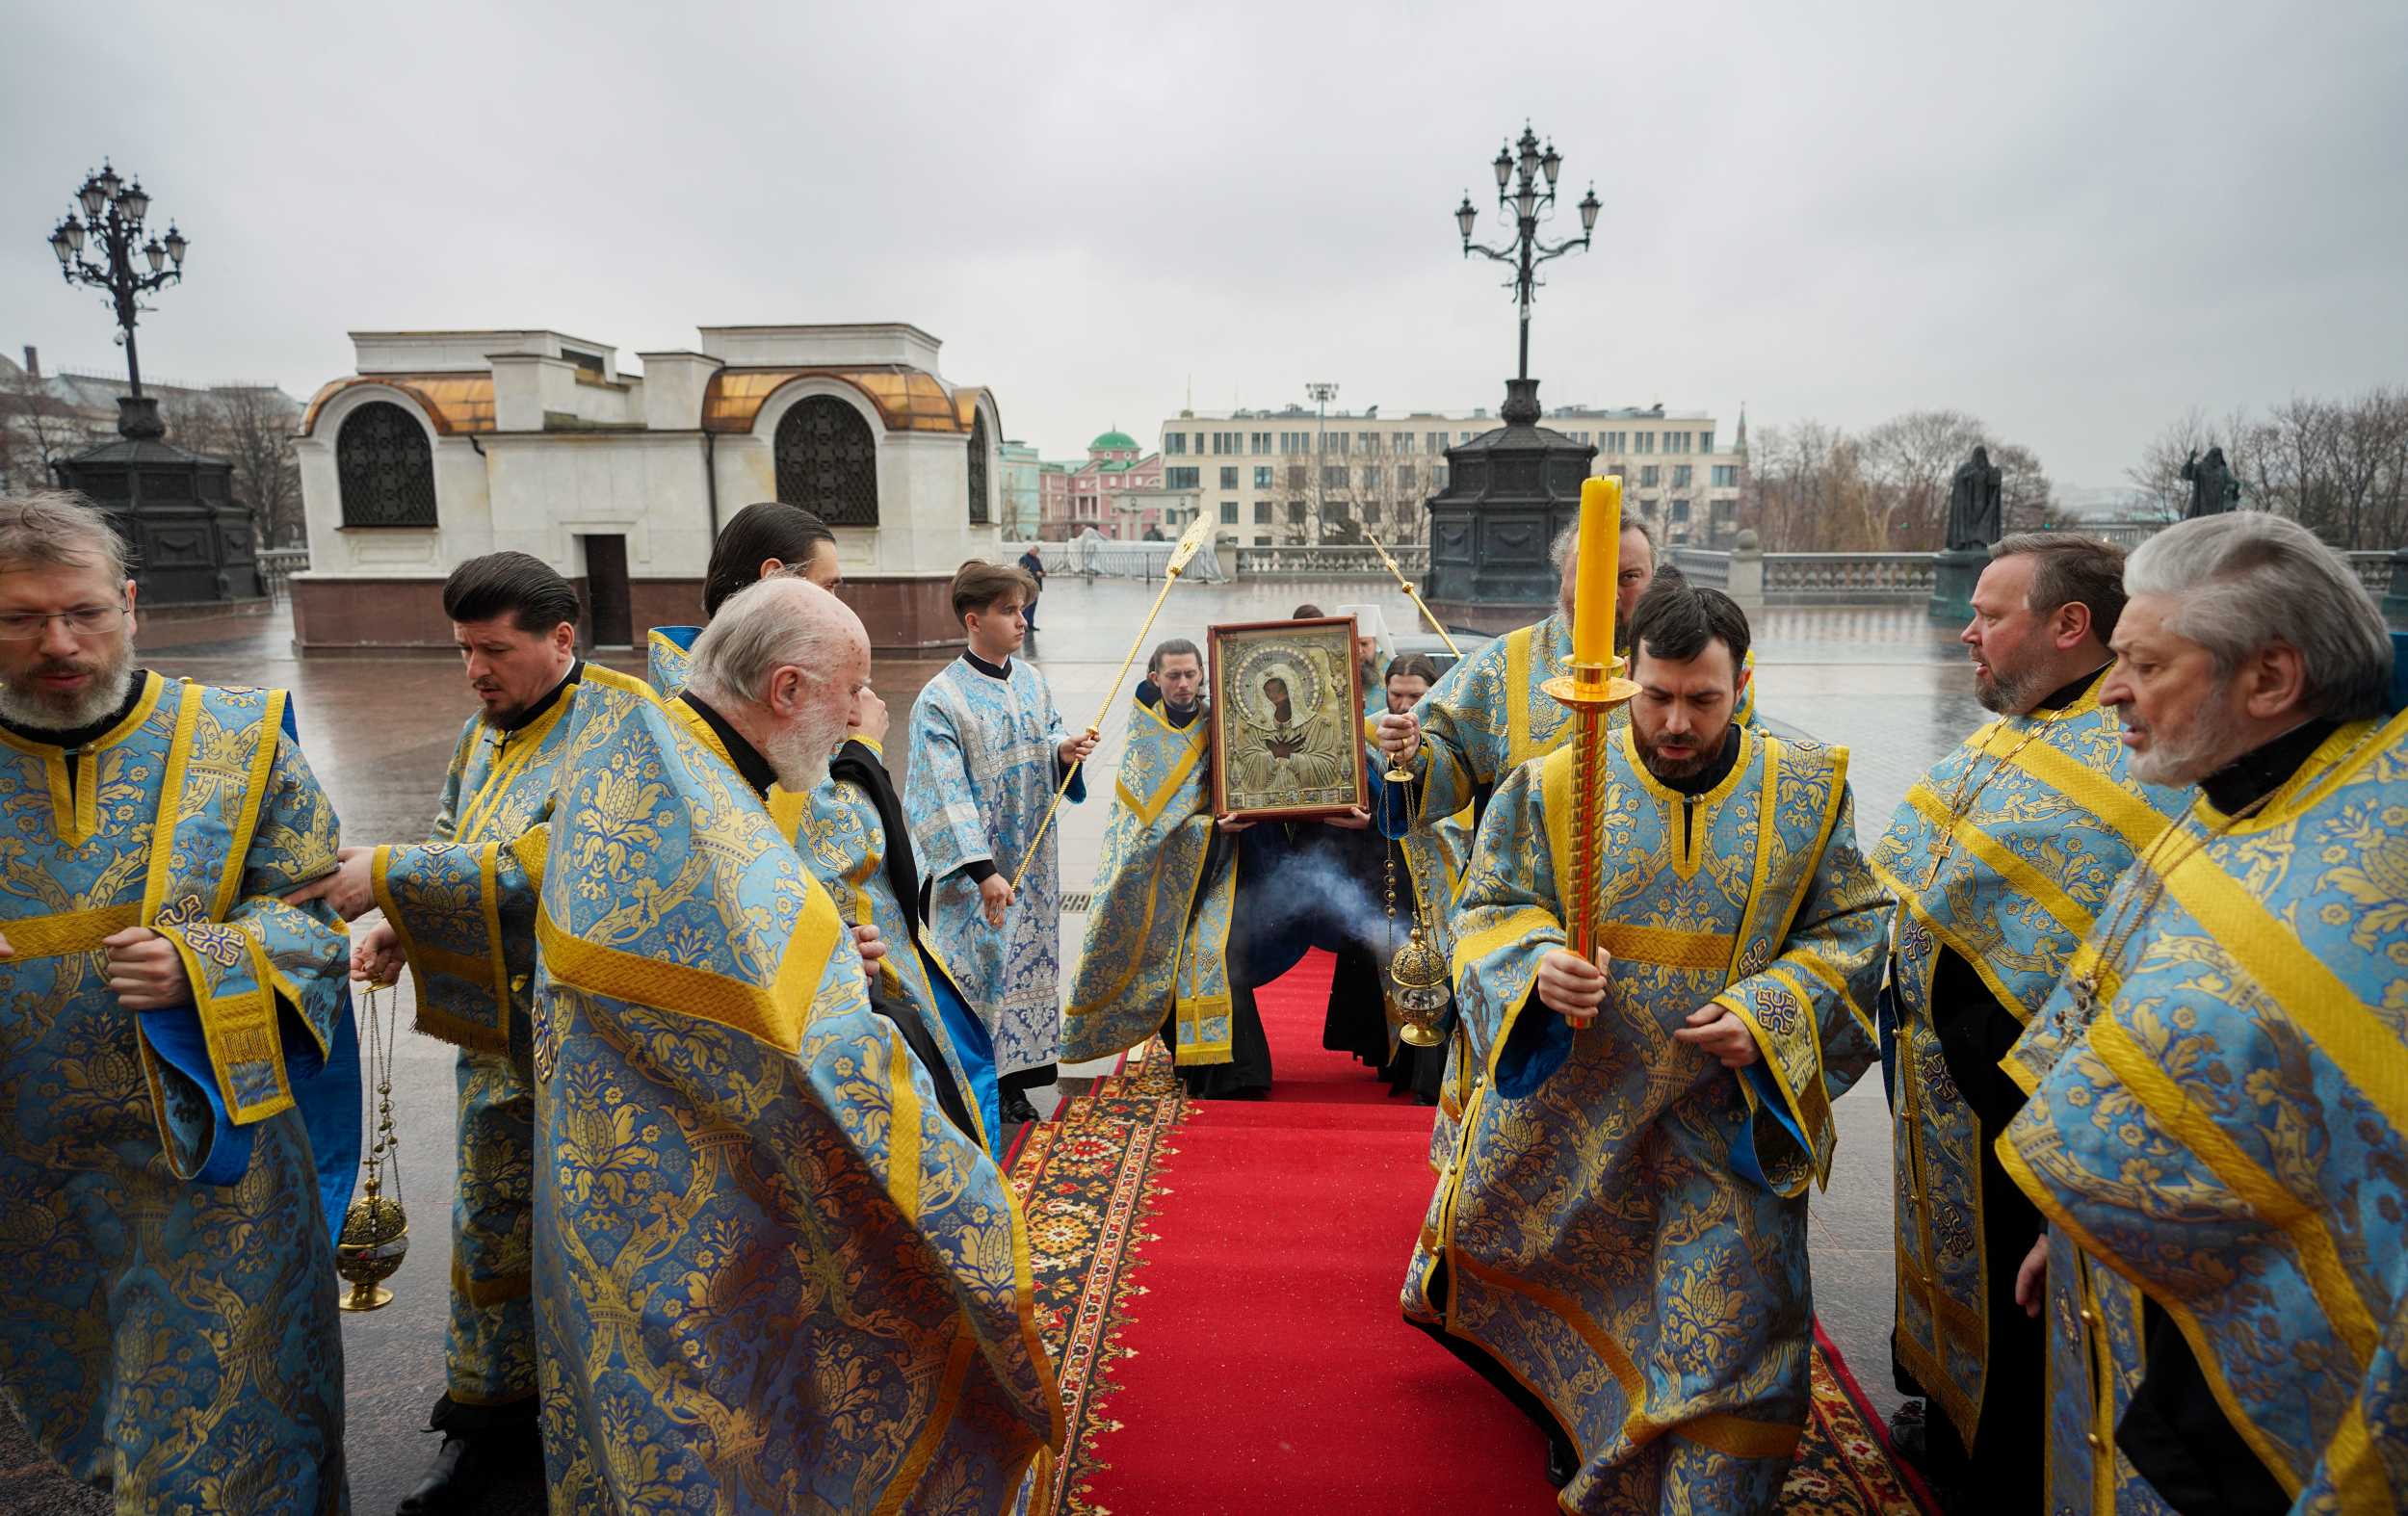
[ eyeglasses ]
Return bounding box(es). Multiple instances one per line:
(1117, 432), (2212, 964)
(0, 604), (129, 641)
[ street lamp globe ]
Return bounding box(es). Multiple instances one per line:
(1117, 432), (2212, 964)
(1455, 194), (1478, 242)
(1579, 186), (1601, 234)
(118, 179), (150, 224)
(49, 222), (73, 265)
(1540, 141), (1561, 187)
(64, 213), (87, 253)
(95, 162), (122, 204)
(1492, 144), (1512, 191)
(143, 236), (166, 274)
(164, 224), (187, 266)
(78, 173), (107, 219)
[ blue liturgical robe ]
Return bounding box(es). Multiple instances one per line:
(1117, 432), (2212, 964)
(531, 681), (1060, 1513)
(905, 655), (1085, 1085)
(0, 673), (354, 1511)
(367, 659), (656, 1411)
(2002, 710), (2408, 1514)
(1405, 720), (1884, 1514)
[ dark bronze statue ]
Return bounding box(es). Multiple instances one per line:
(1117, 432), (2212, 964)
(1944, 445), (2004, 552)
(2181, 447), (2240, 519)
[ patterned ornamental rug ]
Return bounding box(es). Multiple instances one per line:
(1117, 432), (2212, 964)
(1008, 1045), (1933, 1514)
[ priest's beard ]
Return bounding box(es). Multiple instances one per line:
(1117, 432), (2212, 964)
(1636, 719), (1723, 783)
(764, 700), (852, 793)
(0, 640), (136, 731)
(2123, 699), (2224, 788)
(1974, 660), (2049, 715)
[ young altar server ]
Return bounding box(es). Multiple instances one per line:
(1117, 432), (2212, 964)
(905, 562), (1096, 1126)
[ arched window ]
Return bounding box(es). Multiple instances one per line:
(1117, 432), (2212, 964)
(967, 411), (991, 526)
(336, 401), (436, 528)
(774, 396), (878, 527)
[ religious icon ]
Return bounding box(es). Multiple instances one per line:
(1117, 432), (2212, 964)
(1207, 616), (1369, 821)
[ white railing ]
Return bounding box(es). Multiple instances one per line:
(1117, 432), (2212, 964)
(1668, 547), (1731, 588)
(1761, 552), (1937, 603)
(2346, 551), (2395, 597)
(1009, 539), (1231, 584)
(1230, 543), (1429, 579)
(259, 548), (309, 602)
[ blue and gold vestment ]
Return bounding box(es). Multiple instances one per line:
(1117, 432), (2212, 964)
(1867, 673), (2184, 1451)
(906, 656), (1085, 1086)
(1405, 720), (1884, 1514)
(1061, 693), (1239, 1066)
(368, 660), (655, 1416)
(0, 672), (353, 1511)
(532, 683), (1061, 1513)
(2001, 711), (2408, 1514)
(784, 736), (1004, 1152)
(1381, 614), (1760, 1170)
(644, 622), (698, 696)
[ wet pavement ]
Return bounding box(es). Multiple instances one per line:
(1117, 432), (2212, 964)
(0, 583), (1971, 1513)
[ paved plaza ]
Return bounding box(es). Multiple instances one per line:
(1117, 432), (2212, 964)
(1, 580), (1975, 1514)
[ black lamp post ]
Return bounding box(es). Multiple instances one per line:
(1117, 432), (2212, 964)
(1454, 124), (1600, 384)
(48, 158), (189, 400)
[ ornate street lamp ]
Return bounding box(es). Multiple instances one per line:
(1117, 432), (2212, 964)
(1455, 123), (1599, 385)
(49, 158), (189, 399)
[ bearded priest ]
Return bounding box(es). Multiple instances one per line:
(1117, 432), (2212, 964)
(531, 577), (1060, 1511)
(1402, 578), (1887, 1512)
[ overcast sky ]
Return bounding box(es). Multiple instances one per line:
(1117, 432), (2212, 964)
(8, 0), (2403, 491)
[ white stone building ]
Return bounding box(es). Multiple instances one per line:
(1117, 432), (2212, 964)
(291, 324), (1004, 649)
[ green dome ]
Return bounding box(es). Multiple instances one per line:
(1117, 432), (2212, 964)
(1090, 430), (1139, 452)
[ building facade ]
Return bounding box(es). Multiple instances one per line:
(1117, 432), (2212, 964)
(1034, 430), (1165, 540)
(290, 324), (1004, 650)
(1153, 401), (1743, 549)
(999, 439), (1043, 539)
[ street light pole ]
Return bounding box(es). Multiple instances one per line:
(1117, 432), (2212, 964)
(1455, 125), (1600, 385)
(48, 159), (189, 401)
(1307, 380), (1338, 545)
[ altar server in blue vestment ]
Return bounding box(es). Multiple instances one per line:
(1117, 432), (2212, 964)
(533, 577), (1060, 1513)
(906, 562), (1096, 1126)
(2001, 512), (2407, 1516)
(644, 500), (840, 695)
(1868, 534), (2186, 1510)
(294, 551), (655, 1514)
(1403, 579), (1886, 1512)
(0, 494), (354, 1512)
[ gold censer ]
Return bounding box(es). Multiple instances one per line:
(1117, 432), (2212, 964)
(335, 980), (409, 1311)
(1381, 764), (1450, 1048)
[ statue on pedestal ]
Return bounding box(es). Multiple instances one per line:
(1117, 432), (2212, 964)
(1944, 446), (2003, 552)
(2181, 447), (2240, 519)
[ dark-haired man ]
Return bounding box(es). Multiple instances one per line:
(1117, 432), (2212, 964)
(292, 549), (656, 1513)
(905, 562), (1096, 1126)
(1403, 579), (1887, 1511)
(1066, 638), (1279, 1097)
(1867, 533), (2186, 1509)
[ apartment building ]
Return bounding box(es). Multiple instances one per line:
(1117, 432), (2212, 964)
(1154, 401), (1742, 548)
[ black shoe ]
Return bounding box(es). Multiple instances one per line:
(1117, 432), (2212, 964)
(1888, 1398), (1929, 1467)
(397, 1428), (542, 1514)
(1545, 1437), (1579, 1489)
(1001, 1089), (1040, 1125)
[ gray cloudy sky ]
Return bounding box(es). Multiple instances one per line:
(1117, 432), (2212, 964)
(8, 0), (2403, 490)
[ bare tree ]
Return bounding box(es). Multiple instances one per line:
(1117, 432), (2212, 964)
(172, 387), (307, 546)
(2126, 406), (2231, 523)
(1863, 409), (1987, 549)
(1986, 439), (2055, 533)
(0, 365), (101, 494)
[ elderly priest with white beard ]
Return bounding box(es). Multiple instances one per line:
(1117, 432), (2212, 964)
(530, 576), (1061, 1513)
(2001, 511), (2408, 1516)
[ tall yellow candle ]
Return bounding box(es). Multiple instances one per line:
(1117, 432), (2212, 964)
(1570, 475), (1622, 669)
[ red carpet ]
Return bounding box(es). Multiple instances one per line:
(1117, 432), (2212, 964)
(1078, 950), (1557, 1513)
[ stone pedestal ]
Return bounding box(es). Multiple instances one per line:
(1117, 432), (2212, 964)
(2385, 547), (2408, 630)
(53, 396), (266, 607)
(1423, 377), (1598, 634)
(1728, 530), (1765, 614)
(1928, 548), (1985, 623)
